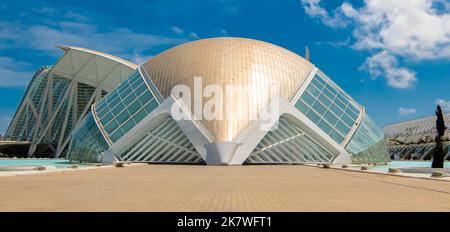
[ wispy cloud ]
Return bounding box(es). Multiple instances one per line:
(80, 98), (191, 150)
(0, 5), (189, 65)
(189, 32), (200, 40)
(300, 0), (348, 28)
(33, 6), (56, 15)
(170, 26), (202, 40)
(0, 57), (33, 87)
(171, 26), (184, 35)
(316, 37), (351, 48)
(64, 10), (89, 22)
(398, 107), (417, 115)
(214, 28), (228, 36)
(216, 0), (239, 15)
(300, 0), (450, 89)
(436, 98), (450, 112)
(359, 51), (417, 89)
(131, 52), (153, 64)
(0, 19), (187, 62)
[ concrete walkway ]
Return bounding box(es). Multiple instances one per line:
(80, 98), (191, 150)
(0, 165), (449, 211)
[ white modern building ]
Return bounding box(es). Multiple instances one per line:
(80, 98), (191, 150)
(384, 113), (450, 160)
(66, 37), (389, 165)
(1, 45), (137, 157)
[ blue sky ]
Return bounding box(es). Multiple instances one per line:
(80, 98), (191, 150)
(0, 0), (449, 134)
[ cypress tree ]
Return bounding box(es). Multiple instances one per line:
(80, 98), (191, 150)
(432, 105), (447, 168)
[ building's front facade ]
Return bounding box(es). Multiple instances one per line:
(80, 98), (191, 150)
(1, 46), (137, 157)
(67, 37), (390, 165)
(384, 113), (450, 160)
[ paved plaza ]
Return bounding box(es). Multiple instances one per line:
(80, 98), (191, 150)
(0, 165), (449, 211)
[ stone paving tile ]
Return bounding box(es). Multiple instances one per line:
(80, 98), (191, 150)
(0, 165), (449, 211)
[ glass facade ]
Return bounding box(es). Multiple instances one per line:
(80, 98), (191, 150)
(345, 113), (390, 164)
(67, 113), (109, 163)
(295, 71), (361, 144)
(5, 68), (74, 145)
(94, 71), (159, 143)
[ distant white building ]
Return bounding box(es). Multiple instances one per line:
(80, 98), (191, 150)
(384, 113), (450, 160)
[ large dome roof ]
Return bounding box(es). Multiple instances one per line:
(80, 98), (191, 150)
(142, 37), (314, 141)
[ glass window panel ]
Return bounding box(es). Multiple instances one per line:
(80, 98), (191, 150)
(127, 100), (141, 115)
(324, 83), (338, 96)
(134, 84), (147, 96)
(315, 75), (327, 86)
(341, 113), (354, 127)
(318, 94), (332, 107)
(345, 108), (359, 121)
(107, 91), (119, 103)
(116, 110), (130, 125)
(318, 120), (333, 134)
(67, 113), (109, 163)
(301, 92), (316, 106)
(110, 129), (124, 142)
(133, 108), (147, 123)
(310, 77), (324, 89)
(123, 92), (137, 105)
(336, 92), (348, 104)
(144, 100), (158, 113)
(306, 110), (321, 124)
(334, 97), (347, 111)
(131, 78), (143, 88)
(336, 121), (350, 135)
(119, 86), (133, 99)
(100, 112), (113, 125)
(95, 102), (106, 112)
(129, 73), (140, 84)
(323, 111), (338, 126)
(121, 119), (136, 134)
(108, 95), (122, 109)
(104, 120), (118, 133)
(312, 101), (327, 116)
(306, 85), (321, 97)
(329, 130), (344, 144)
(111, 102), (125, 115)
(322, 88), (335, 101)
(118, 82), (129, 91)
(329, 104), (344, 117)
(348, 103), (360, 115)
(139, 92), (153, 104)
(96, 105), (109, 117)
(295, 101), (309, 114)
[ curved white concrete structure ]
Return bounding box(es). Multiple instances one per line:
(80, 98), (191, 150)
(66, 37), (390, 165)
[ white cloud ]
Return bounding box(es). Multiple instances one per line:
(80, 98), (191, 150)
(64, 11), (89, 22)
(436, 98), (450, 112)
(189, 32), (200, 40)
(360, 51), (417, 88)
(0, 57), (33, 87)
(171, 26), (184, 35)
(131, 52), (152, 64)
(316, 36), (351, 47)
(301, 0), (450, 89)
(300, 0), (348, 28)
(214, 28), (228, 36)
(398, 107), (417, 115)
(0, 21), (187, 61)
(343, 0), (450, 60)
(33, 6), (56, 15)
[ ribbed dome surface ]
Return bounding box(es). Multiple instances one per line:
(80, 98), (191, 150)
(142, 37), (314, 141)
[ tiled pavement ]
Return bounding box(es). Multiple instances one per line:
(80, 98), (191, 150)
(0, 165), (449, 211)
